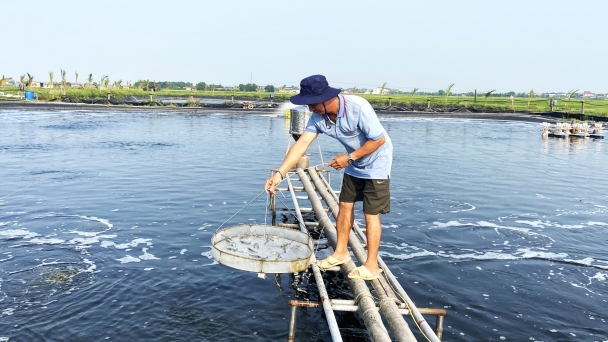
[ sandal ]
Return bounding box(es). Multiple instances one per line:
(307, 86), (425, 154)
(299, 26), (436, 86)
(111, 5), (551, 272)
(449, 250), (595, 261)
(347, 266), (381, 280)
(317, 255), (351, 270)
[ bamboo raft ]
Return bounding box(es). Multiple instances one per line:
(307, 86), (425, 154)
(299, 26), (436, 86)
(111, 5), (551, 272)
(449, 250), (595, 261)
(270, 165), (446, 342)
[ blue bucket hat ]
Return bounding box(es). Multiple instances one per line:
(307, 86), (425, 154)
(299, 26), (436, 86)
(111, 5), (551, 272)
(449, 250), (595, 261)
(290, 75), (341, 105)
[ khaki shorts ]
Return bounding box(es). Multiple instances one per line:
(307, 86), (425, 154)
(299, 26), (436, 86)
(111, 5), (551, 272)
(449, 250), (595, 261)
(339, 174), (390, 215)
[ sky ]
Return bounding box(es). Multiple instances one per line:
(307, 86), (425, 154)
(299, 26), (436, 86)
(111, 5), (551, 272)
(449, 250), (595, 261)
(2, 0), (606, 94)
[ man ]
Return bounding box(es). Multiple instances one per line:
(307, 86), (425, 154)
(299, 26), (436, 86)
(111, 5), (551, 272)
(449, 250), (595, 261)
(265, 75), (393, 280)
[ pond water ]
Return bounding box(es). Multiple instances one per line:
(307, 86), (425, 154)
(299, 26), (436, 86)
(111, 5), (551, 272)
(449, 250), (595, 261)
(0, 110), (607, 341)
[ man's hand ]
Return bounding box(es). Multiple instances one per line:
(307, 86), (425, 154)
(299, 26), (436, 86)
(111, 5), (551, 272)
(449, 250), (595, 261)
(327, 154), (349, 170)
(264, 172), (283, 196)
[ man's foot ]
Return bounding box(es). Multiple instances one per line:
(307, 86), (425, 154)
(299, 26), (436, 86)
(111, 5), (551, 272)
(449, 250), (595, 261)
(316, 254), (351, 270)
(347, 265), (382, 280)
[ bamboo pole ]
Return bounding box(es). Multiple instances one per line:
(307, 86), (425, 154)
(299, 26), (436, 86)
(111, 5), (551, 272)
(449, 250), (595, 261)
(306, 168), (416, 342)
(285, 174), (343, 342)
(313, 168), (443, 342)
(296, 169), (392, 342)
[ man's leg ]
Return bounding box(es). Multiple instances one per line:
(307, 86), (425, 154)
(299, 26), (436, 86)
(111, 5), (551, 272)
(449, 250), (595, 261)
(349, 177), (389, 278)
(330, 201), (354, 261)
(362, 213), (382, 276)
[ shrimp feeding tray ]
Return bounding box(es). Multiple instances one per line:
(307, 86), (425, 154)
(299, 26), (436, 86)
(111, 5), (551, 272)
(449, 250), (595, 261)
(211, 224), (314, 273)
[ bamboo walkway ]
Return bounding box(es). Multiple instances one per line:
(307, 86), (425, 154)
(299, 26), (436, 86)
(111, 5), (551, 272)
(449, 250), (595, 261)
(272, 166), (446, 342)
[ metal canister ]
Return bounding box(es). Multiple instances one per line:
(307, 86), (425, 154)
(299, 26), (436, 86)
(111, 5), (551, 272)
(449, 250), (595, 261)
(289, 106), (312, 141)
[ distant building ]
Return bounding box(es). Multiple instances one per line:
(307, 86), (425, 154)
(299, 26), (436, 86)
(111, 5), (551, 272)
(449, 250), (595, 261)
(543, 92), (567, 98)
(279, 86), (299, 94)
(371, 88), (390, 95)
(582, 91), (596, 98)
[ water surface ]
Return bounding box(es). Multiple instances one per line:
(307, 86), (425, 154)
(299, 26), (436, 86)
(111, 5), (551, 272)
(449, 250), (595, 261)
(0, 110), (607, 341)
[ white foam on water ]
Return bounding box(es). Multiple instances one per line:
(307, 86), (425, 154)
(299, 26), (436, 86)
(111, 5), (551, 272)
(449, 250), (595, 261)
(0, 229), (40, 239)
(516, 248), (568, 260)
(180, 249), (187, 255)
(380, 250), (438, 260)
(200, 249), (215, 260)
(117, 255), (140, 263)
(28, 238), (65, 245)
(2, 308), (15, 316)
(588, 272), (606, 283)
(100, 240), (115, 248)
(564, 257), (594, 266)
(144, 268), (154, 271)
(556, 205), (608, 217)
(197, 223), (212, 230)
(82, 258), (97, 273)
(113, 238), (153, 249)
(139, 248), (159, 260)
(0, 337), (9, 341)
(554, 223), (584, 229)
(77, 215), (114, 230)
(587, 221), (608, 226)
(430, 220), (464, 228)
(447, 251), (519, 260)
(69, 236), (100, 246)
(0, 222), (8, 227)
(433, 220), (556, 242)
(515, 220), (548, 228)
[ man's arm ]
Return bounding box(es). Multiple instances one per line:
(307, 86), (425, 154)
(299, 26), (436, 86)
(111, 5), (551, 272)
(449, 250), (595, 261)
(327, 135), (385, 170)
(264, 131), (318, 195)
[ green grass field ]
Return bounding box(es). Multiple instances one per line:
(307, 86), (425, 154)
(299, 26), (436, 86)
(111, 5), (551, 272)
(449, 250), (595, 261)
(361, 93), (608, 117)
(1, 85), (607, 118)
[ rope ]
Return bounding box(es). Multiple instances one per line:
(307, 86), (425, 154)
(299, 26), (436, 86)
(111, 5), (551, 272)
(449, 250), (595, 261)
(317, 138), (325, 170)
(0, 171), (63, 200)
(381, 270), (433, 342)
(216, 190), (267, 231)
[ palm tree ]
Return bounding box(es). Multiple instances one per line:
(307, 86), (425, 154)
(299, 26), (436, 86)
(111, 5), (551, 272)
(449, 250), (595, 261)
(74, 71), (79, 87)
(60, 69), (67, 95)
(0, 75), (12, 86)
(26, 73), (34, 88)
(20, 74), (26, 86)
(444, 83), (454, 106)
(484, 89), (496, 106)
(114, 80), (123, 89)
(48, 71), (54, 88)
(351, 86), (357, 94)
(527, 89), (535, 110)
(126, 80), (131, 90)
(99, 76), (109, 90)
(87, 74), (93, 88)
(379, 82), (387, 98)
(565, 89), (578, 113)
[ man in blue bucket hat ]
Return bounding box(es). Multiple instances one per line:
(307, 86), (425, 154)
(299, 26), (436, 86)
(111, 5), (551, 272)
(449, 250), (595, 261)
(265, 74), (393, 280)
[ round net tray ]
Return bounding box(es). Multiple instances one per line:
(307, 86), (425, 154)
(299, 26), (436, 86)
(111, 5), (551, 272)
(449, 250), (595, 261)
(211, 224), (313, 274)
